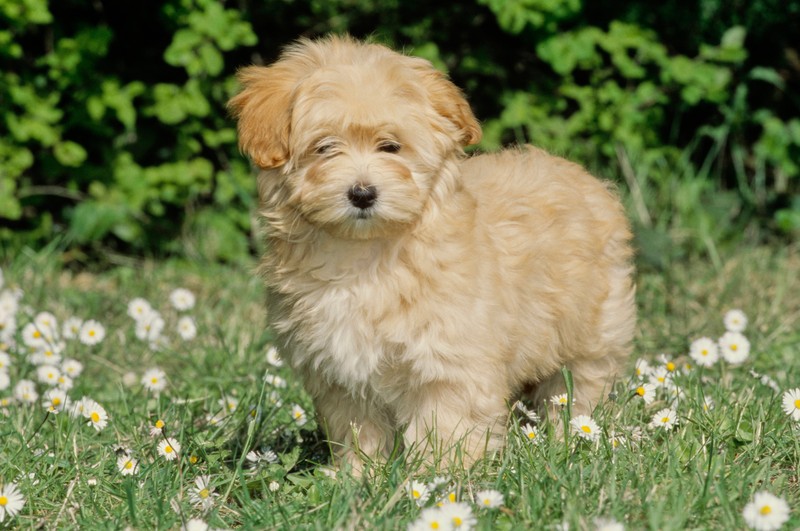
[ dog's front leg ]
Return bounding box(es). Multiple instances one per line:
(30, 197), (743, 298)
(308, 380), (395, 476)
(398, 381), (507, 469)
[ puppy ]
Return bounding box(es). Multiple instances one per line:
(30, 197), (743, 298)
(229, 35), (636, 472)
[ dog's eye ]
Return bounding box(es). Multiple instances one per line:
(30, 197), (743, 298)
(377, 141), (401, 154)
(315, 143), (336, 155)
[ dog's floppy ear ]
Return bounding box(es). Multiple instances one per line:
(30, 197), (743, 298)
(227, 64), (296, 169)
(407, 58), (482, 147)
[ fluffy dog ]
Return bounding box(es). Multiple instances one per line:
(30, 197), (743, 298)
(228, 35), (636, 472)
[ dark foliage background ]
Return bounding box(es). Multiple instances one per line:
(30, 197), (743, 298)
(1, 0), (798, 267)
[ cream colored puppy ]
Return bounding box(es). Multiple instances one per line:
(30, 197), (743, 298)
(229, 35), (636, 472)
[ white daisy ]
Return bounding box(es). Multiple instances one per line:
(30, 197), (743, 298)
(724, 309), (748, 333)
(56, 374), (74, 393)
(440, 501), (477, 530)
(268, 481), (280, 492)
(117, 455), (139, 476)
(13, 379), (38, 404)
(719, 332), (750, 365)
(0, 351), (10, 371)
(83, 399), (108, 431)
(520, 423), (540, 444)
(127, 298), (152, 320)
(79, 320), (105, 346)
(648, 367), (671, 388)
(570, 414), (601, 441)
(34, 311), (58, 336)
(781, 388), (800, 421)
(21, 322), (48, 348)
(246, 449), (279, 465)
(702, 396), (715, 412)
(550, 393), (573, 407)
(409, 506), (452, 531)
(0, 372), (8, 392)
(649, 408), (678, 430)
(188, 475), (218, 511)
(149, 419), (166, 437)
(633, 358), (651, 379)
(219, 396), (239, 413)
(742, 491), (790, 531)
(689, 337), (720, 367)
(169, 288), (196, 311)
(141, 368), (167, 393)
(36, 365), (61, 386)
(408, 480), (430, 506)
(42, 388), (68, 414)
(264, 373), (287, 388)
(61, 358), (84, 378)
(157, 437), (181, 461)
(474, 489), (504, 509)
(266, 346), (284, 367)
(290, 404), (307, 426)
(177, 316), (197, 340)
(68, 396), (91, 418)
(135, 311), (164, 342)
(62, 317), (83, 340)
(31, 345), (64, 367)
(632, 382), (657, 405)
(0, 481), (25, 523)
(182, 518), (209, 531)
(595, 516), (625, 531)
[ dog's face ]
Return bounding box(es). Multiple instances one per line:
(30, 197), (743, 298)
(228, 36), (481, 239)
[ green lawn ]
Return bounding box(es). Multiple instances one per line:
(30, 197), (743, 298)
(0, 244), (798, 530)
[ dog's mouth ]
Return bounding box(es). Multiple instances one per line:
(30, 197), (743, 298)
(353, 209), (374, 220)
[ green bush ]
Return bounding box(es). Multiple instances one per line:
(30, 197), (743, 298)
(1, 0), (798, 264)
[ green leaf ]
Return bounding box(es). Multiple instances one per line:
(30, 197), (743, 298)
(53, 141), (87, 167)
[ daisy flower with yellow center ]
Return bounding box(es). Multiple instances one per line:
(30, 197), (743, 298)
(440, 501), (476, 530)
(149, 419), (167, 437)
(177, 316), (197, 341)
(157, 437), (181, 461)
(570, 414), (601, 441)
(633, 382), (657, 405)
(633, 358), (651, 379)
(724, 309), (748, 333)
(61, 317), (83, 340)
(127, 298), (152, 320)
(31, 343), (64, 366)
(550, 393), (573, 408)
(0, 351), (10, 371)
(170, 288), (196, 311)
(189, 475), (218, 512)
(135, 312), (164, 342)
(742, 491), (790, 531)
(79, 320), (105, 346)
(650, 408), (678, 430)
(83, 400), (108, 431)
(117, 455), (139, 476)
(648, 367), (671, 389)
(0, 481), (25, 523)
(36, 365), (61, 386)
(475, 489), (504, 509)
(219, 396), (239, 413)
(21, 322), (47, 348)
(689, 337), (719, 368)
(13, 379), (38, 404)
(0, 372), (9, 392)
(520, 423), (540, 444)
(42, 388), (68, 414)
(409, 506), (449, 531)
(719, 332), (750, 365)
(781, 388), (800, 421)
(34, 312), (58, 337)
(266, 346), (284, 367)
(141, 368), (167, 394)
(61, 358), (83, 378)
(290, 404), (307, 426)
(408, 480), (430, 506)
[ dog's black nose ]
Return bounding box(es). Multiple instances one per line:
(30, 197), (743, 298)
(347, 184), (378, 209)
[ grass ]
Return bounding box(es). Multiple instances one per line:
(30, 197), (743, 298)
(0, 243), (798, 530)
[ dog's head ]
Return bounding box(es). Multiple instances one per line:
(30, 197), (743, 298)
(228, 35), (481, 239)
